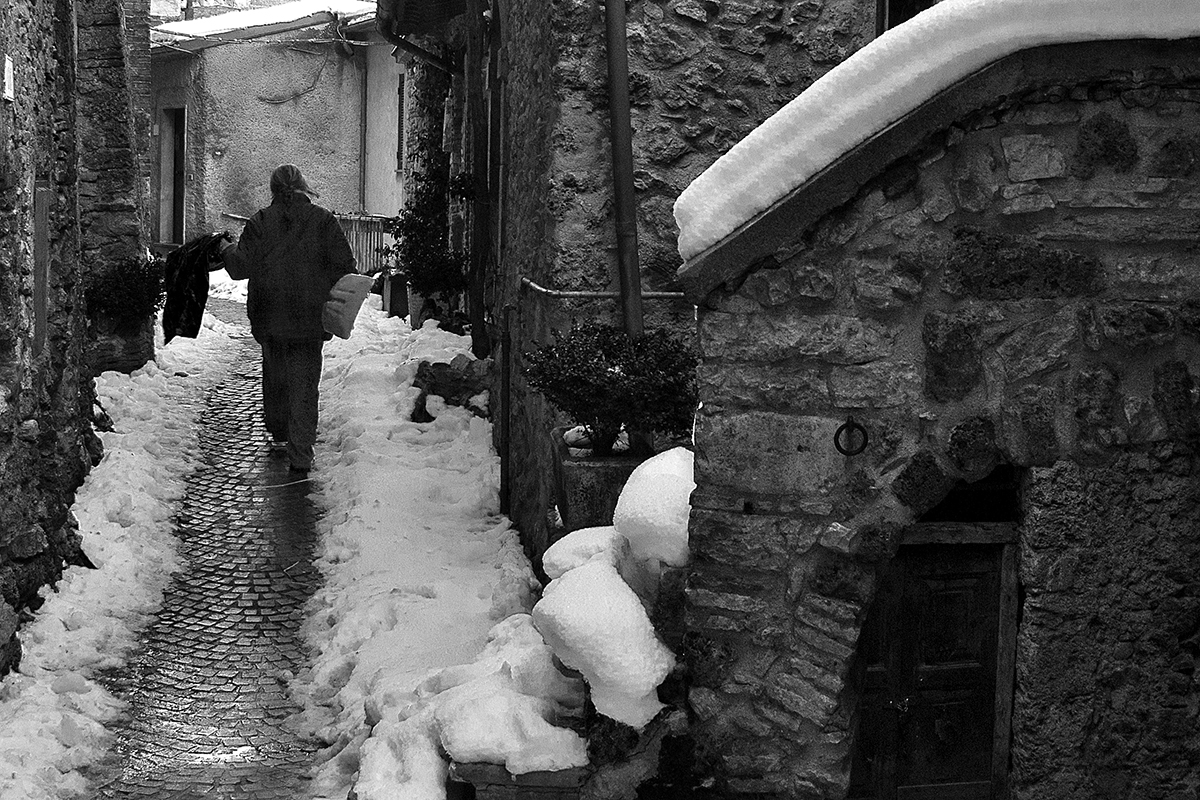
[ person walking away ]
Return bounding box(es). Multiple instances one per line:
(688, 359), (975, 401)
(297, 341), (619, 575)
(219, 164), (356, 474)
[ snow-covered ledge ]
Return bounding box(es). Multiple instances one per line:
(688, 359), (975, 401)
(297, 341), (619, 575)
(673, 0), (1200, 304)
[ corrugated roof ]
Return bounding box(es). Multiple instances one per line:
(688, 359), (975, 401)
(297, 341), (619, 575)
(153, 0), (375, 50)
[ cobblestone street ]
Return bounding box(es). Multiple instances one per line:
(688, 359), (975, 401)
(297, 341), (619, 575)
(89, 300), (324, 799)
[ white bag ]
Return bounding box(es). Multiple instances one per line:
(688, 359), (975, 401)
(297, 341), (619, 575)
(322, 274), (375, 339)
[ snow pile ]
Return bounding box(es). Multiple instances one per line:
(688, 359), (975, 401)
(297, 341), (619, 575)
(674, 0), (1200, 261)
(0, 314), (240, 800)
(542, 525), (628, 579)
(293, 304), (576, 800)
(612, 447), (694, 569)
(208, 267), (247, 303)
(353, 614), (587, 800)
(533, 559), (674, 729)
(530, 448), (694, 730)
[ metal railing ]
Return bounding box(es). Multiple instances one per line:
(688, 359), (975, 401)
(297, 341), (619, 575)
(337, 213), (392, 275)
(219, 211), (393, 275)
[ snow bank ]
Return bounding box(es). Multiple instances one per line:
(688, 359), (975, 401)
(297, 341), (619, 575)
(612, 447), (694, 569)
(533, 559), (674, 729)
(674, 0), (1200, 261)
(350, 615), (587, 800)
(293, 304), (562, 799)
(0, 313), (239, 800)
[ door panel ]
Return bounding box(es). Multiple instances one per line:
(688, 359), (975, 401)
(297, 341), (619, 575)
(850, 544), (1002, 800)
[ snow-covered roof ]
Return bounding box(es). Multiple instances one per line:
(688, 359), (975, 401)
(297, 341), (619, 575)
(673, 0), (1200, 268)
(152, 0), (374, 50)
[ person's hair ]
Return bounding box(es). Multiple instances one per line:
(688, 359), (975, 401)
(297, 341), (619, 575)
(269, 164), (317, 201)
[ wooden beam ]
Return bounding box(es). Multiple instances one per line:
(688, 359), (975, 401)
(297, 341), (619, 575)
(901, 522), (1018, 545)
(992, 543), (1020, 799)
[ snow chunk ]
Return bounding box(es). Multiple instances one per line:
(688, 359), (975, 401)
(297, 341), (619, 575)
(435, 670), (588, 774)
(353, 617), (587, 798)
(613, 447), (694, 568)
(542, 526), (627, 580)
(533, 559), (674, 729)
(674, 0), (1200, 261)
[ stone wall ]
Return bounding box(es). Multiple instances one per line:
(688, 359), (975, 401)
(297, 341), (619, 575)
(685, 43), (1200, 797)
(1017, 455), (1199, 800)
(491, 0), (875, 567)
(78, 0), (154, 373)
(0, 0), (104, 675)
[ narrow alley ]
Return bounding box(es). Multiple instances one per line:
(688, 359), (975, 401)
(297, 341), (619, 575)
(88, 300), (322, 799)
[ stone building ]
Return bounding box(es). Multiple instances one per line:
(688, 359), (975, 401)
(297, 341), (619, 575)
(378, 0), (880, 565)
(150, 1), (404, 260)
(0, 1), (149, 674)
(675, 14), (1200, 800)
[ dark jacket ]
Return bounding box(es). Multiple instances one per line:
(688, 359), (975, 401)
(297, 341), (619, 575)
(162, 232), (231, 343)
(224, 195), (356, 342)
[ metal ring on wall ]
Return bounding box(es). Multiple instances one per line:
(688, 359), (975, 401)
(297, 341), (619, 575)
(834, 417), (869, 456)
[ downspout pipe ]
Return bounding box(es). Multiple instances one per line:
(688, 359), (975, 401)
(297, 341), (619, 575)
(359, 48), (368, 211)
(603, 0), (644, 338)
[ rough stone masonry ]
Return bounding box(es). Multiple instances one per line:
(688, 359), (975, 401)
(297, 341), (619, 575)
(0, 0), (146, 675)
(683, 39), (1200, 799)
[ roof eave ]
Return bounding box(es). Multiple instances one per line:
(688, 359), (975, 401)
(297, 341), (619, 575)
(676, 36), (1200, 305)
(151, 10), (350, 53)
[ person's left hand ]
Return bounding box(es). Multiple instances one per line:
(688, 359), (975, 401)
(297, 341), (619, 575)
(208, 232), (234, 272)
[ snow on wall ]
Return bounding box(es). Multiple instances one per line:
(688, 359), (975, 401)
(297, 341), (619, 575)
(673, 0), (1200, 263)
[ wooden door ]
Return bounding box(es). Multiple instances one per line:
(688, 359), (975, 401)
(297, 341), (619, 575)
(849, 543), (1011, 800)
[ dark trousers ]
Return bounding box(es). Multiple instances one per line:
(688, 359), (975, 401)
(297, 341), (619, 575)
(261, 338), (323, 469)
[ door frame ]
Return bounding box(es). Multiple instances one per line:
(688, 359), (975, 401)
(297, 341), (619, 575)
(900, 522), (1019, 799)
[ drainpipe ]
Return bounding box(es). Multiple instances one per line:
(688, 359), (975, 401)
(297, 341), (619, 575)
(603, 0), (643, 338)
(359, 48), (368, 211)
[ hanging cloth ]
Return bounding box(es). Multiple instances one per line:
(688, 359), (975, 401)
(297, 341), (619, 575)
(162, 232), (231, 344)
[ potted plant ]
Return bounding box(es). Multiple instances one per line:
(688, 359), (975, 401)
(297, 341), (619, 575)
(524, 323), (697, 532)
(377, 171), (468, 331)
(84, 253), (166, 373)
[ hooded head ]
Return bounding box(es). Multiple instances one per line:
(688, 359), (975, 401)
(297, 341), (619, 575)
(269, 164), (319, 201)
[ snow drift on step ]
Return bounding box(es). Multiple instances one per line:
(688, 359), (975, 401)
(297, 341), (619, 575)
(673, 0), (1200, 262)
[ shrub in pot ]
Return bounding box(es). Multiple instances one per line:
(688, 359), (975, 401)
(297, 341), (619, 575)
(377, 171), (469, 331)
(523, 323), (698, 457)
(85, 254), (167, 334)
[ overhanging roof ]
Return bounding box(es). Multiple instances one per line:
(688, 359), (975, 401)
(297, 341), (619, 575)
(675, 37), (1200, 304)
(152, 0), (375, 53)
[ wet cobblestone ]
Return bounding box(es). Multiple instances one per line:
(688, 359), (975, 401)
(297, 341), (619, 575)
(90, 301), (324, 799)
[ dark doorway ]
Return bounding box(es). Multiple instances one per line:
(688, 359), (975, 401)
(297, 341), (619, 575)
(850, 468), (1020, 799)
(850, 544), (1001, 799)
(159, 107), (186, 243)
